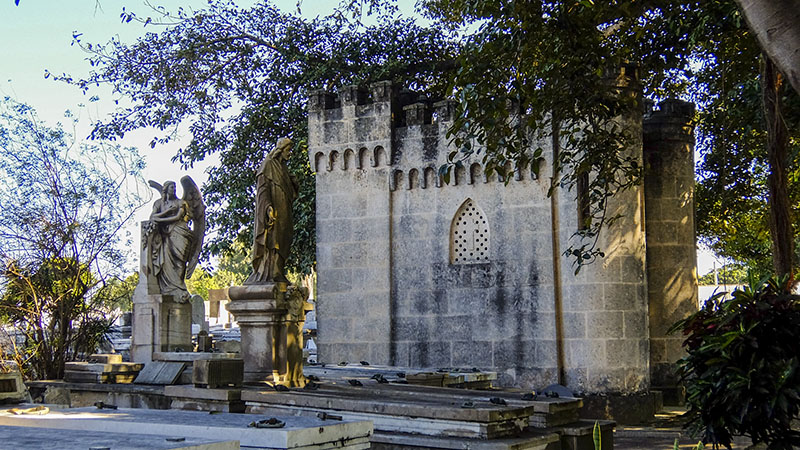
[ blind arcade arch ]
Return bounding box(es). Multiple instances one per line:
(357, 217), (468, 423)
(450, 199), (490, 264)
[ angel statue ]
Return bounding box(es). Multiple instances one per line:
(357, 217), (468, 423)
(246, 137), (298, 284)
(143, 176), (206, 301)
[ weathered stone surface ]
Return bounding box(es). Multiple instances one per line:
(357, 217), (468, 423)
(88, 354), (122, 364)
(132, 292), (193, 364)
(226, 283), (312, 387)
(190, 294), (208, 332)
(0, 425), (238, 450)
(0, 365), (27, 403)
(644, 99), (698, 390)
(309, 88), (694, 397)
(0, 406), (372, 449)
(192, 359), (244, 389)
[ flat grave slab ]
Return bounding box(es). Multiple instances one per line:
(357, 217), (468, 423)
(242, 376), (583, 439)
(65, 362), (144, 373)
(0, 406), (372, 450)
(304, 364), (497, 388)
(243, 382), (533, 439)
(0, 424), (238, 450)
(372, 429), (561, 450)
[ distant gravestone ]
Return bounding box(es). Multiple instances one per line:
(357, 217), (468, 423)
(190, 294), (208, 332)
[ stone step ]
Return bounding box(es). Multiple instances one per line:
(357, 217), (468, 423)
(243, 382), (539, 439)
(64, 362), (144, 373)
(0, 406), (372, 450)
(249, 379), (580, 427)
(63, 370), (137, 384)
(0, 424), (238, 450)
(372, 429), (561, 450)
(304, 364), (497, 388)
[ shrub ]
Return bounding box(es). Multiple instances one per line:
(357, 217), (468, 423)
(672, 276), (800, 449)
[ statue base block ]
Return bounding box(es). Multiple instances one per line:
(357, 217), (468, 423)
(226, 282), (311, 386)
(131, 284), (193, 363)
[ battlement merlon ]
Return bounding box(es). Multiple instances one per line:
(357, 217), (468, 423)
(307, 82), (394, 165)
(307, 81), (463, 169)
(644, 99), (695, 144)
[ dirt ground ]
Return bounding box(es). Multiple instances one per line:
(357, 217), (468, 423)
(613, 407), (760, 450)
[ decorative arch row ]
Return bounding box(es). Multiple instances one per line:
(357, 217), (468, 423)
(313, 146), (389, 173)
(390, 159), (544, 191)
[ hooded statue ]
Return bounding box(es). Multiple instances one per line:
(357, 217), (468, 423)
(246, 138), (297, 284)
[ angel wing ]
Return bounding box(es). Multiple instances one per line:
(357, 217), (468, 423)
(148, 180), (163, 193)
(180, 175), (206, 278)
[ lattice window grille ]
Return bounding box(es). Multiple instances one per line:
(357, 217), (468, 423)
(451, 199), (490, 264)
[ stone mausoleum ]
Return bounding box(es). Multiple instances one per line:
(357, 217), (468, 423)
(307, 72), (697, 396)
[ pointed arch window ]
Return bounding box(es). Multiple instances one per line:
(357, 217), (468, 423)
(450, 199), (490, 264)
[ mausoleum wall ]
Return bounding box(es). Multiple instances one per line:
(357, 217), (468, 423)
(308, 81), (691, 395)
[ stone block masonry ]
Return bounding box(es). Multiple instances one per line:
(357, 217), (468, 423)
(308, 80), (697, 395)
(644, 99), (698, 393)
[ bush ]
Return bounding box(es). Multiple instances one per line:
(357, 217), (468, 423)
(672, 276), (800, 449)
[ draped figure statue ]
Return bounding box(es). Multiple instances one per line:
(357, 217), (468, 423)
(246, 138), (298, 284)
(144, 176), (205, 300)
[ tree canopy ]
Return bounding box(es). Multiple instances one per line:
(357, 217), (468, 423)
(418, 0), (799, 273)
(419, 0), (712, 266)
(58, 1), (459, 273)
(690, 1), (800, 274)
(60, 0), (800, 275)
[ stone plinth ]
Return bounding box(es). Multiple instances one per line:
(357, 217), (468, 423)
(132, 291), (192, 363)
(226, 283), (311, 386)
(192, 359), (244, 388)
(0, 361), (27, 403)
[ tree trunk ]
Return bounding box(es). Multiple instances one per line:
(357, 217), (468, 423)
(735, 0), (800, 96)
(762, 56), (794, 278)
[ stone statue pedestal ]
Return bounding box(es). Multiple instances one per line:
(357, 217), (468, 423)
(132, 291), (193, 363)
(226, 282), (311, 386)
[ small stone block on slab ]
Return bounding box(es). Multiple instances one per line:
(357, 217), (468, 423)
(0, 370), (27, 403)
(553, 420), (615, 450)
(193, 359), (244, 388)
(134, 362), (186, 385)
(88, 354), (122, 364)
(64, 362), (144, 373)
(405, 372), (445, 386)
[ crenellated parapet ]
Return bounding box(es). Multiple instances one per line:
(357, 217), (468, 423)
(307, 81), (545, 192)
